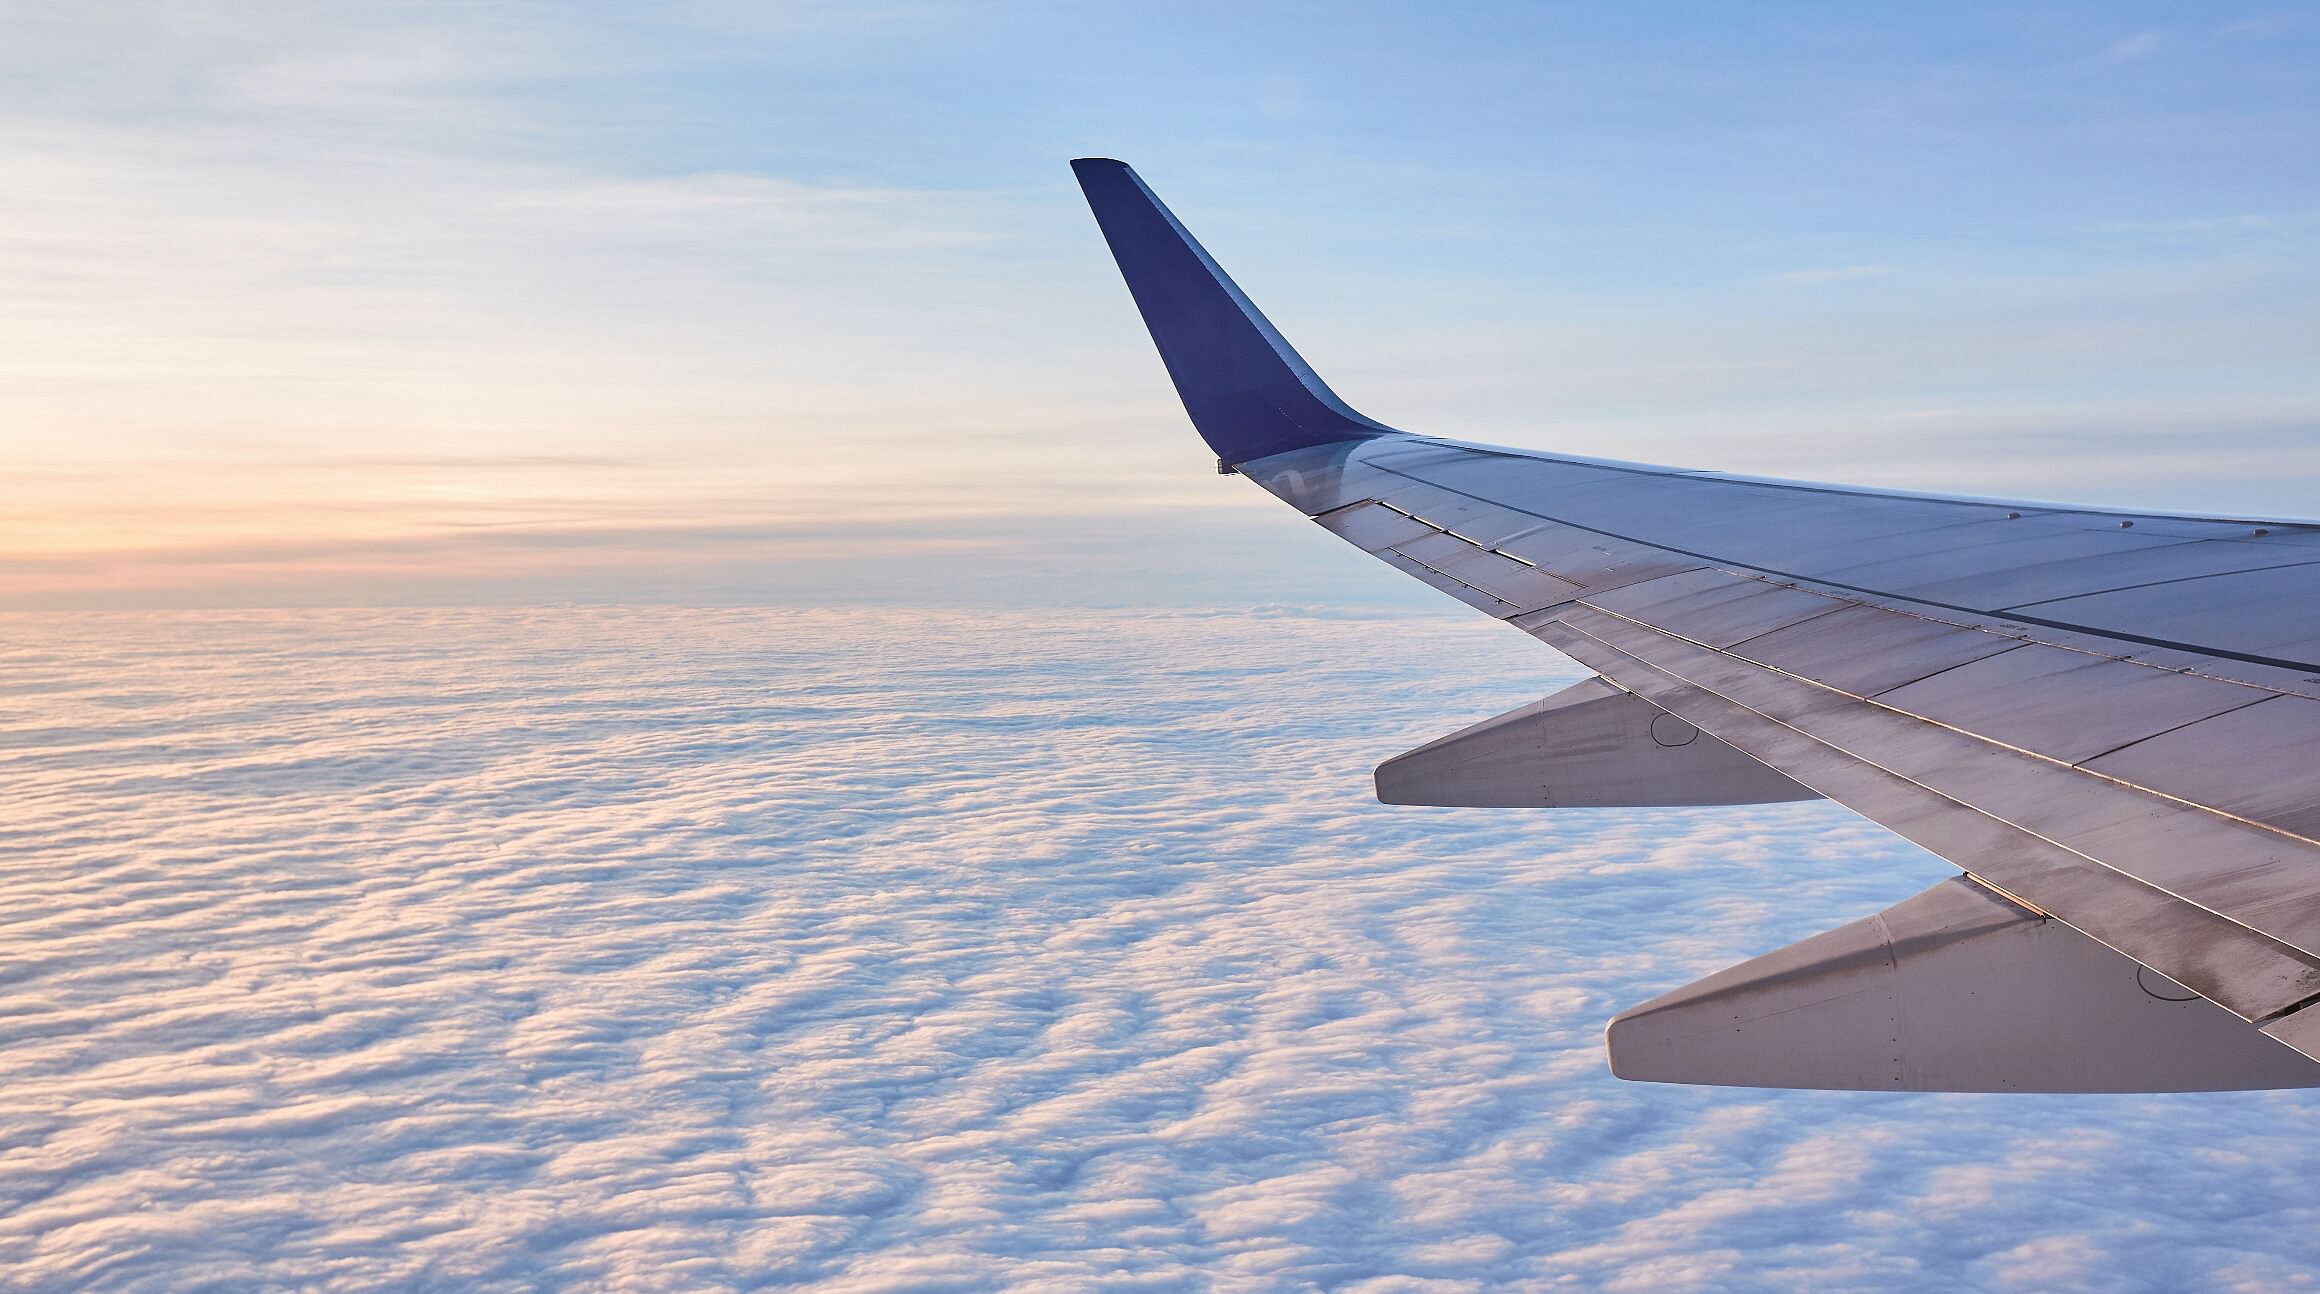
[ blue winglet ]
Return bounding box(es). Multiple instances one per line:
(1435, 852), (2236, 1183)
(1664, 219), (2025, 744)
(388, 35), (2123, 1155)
(1072, 158), (1396, 466)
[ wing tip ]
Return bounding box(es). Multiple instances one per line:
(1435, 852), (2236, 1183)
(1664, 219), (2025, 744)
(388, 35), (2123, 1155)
(1069, 155), (1393, 465)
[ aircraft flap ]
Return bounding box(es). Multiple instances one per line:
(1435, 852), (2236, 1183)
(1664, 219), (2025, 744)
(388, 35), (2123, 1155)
(1607, 877), (2320, 1092)
(1375, 676), (1820, 808)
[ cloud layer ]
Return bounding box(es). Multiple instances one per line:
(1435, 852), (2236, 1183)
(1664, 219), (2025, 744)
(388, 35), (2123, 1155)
(8, 606), (2320, 1291)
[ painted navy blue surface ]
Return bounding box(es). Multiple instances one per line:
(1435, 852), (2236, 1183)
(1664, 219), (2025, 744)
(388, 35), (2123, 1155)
(1071, 158), (1396, 465)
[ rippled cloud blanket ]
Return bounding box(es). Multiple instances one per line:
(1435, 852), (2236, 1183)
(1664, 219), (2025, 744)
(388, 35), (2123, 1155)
(5, 608), (2316, 1291)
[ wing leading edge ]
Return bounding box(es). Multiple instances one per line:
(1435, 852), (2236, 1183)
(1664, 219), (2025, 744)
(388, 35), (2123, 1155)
(1073, 157), (2320, 1091)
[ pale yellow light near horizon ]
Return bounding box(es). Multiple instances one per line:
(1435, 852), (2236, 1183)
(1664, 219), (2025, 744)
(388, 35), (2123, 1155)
(0, 100), (1236, 606)
(11, 6), (2320, 610)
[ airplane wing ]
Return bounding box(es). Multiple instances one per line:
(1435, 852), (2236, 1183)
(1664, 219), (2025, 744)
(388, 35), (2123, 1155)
(1072, 156), (2320, 1093)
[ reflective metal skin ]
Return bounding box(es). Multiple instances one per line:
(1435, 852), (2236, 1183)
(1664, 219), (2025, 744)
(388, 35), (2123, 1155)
(1074, 157), (2320, 1091)
(1607, 879), (2320, 1092)
(1374, 677), (1819, 808)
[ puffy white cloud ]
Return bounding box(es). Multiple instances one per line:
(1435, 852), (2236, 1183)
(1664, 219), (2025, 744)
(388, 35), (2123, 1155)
(3, 606), (2318, 1291)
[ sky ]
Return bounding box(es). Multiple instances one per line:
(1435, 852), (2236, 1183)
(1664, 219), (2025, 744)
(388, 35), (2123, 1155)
(3, 1), (2319, 608)
(12, 8), (2320, 1290)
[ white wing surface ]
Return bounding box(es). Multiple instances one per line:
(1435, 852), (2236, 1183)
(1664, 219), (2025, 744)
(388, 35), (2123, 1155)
(1073, 158), (2320, 1091)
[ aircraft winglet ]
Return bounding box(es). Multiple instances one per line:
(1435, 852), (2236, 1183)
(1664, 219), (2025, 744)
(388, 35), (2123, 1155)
(1071, 158), (1395, 465)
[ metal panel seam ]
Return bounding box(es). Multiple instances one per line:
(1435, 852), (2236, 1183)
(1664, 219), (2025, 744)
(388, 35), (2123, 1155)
(1531, 613), (2320, 1021)
(1567, 599), (2320, 849)
(1995, 556), (2320, 612)
(1365, 459), (2320, 677)
(1546, 609), (2320, 966)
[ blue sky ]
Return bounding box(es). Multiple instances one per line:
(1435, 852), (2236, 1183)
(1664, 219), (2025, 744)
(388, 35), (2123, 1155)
(2, 2), (2317, 607)
(12, 11), (2320, 1289)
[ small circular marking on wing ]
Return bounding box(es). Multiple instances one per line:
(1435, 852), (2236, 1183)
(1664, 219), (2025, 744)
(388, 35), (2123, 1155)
(2136, 965), (2201, 1003)
(1648, 713), (1700, 748)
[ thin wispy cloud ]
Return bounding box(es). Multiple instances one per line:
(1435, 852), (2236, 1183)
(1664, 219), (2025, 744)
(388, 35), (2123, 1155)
(8, 6), (2320, 1290)
(2099, 30), (2167, 62)
(1772, 263), (1895, 283)
(3, 3), (2318, 606)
